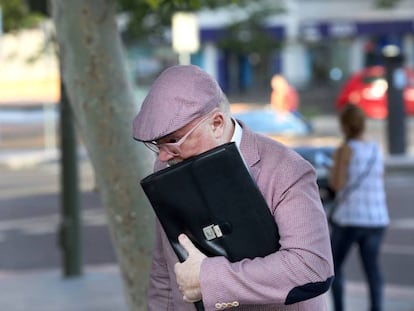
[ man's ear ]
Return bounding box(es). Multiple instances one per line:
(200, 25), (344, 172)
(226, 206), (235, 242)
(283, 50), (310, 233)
(211, 112), (225, 138)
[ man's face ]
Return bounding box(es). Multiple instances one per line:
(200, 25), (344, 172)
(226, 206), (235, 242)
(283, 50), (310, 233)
(152, 110), (225, 166)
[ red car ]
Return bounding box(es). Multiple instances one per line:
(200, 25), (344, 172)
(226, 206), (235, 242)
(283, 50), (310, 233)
(336, 65), (414, 119)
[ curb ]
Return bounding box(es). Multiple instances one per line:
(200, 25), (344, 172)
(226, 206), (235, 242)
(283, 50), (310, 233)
(0, 149), (59, 169)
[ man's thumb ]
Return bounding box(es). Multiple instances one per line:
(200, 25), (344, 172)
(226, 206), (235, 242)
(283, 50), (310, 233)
(178, 233), (196, 256)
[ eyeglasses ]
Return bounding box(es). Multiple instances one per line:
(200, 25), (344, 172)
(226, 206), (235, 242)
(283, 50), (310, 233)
(143, 113), (212, 156)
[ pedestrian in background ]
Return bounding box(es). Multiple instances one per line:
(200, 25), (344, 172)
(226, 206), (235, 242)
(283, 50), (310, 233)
(132, 65), (334, 310)
(270, 74), (299, 113)
(329, 104), (389, 311)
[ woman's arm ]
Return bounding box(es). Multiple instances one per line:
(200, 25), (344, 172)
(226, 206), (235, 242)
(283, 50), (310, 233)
(329, 143), (351, 191)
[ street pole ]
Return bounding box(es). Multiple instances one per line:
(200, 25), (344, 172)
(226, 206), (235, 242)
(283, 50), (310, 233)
(59, 79), (82, 276)
(178, 52), (191, 65)
(383, 45), (406, 155)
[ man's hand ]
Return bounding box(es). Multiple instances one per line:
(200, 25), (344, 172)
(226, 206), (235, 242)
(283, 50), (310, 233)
(174, 234), (207, 303)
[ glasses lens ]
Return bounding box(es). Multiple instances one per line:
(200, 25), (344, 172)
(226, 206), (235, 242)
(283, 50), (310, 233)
(144, 142), (181, 156)
(144, 142), (160, 154)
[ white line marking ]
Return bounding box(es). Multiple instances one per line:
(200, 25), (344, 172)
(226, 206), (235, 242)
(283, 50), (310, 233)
(390, 218), (414, 230)
(0, 209), (107, 239)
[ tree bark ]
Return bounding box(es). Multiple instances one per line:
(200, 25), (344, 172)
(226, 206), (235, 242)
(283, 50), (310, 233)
(51, 1), (154, 309)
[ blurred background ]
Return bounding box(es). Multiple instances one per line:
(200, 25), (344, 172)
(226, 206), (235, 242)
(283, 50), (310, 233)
(1, 0), (414, 310)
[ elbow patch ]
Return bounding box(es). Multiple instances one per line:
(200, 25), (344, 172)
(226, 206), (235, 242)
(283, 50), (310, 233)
(284, 276), (334, 305)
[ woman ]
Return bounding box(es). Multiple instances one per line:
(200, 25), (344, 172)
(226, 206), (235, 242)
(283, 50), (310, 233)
(329, 104), (389, 311)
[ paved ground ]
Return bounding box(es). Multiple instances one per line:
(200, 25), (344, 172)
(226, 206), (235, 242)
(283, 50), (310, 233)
(0, 265), (129, 311)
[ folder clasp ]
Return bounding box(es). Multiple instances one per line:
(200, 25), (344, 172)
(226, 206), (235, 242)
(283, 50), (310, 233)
(203, 224), (223, 240)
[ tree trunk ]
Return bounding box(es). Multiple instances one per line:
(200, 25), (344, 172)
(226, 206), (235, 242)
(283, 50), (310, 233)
(51, 1), (154, 309)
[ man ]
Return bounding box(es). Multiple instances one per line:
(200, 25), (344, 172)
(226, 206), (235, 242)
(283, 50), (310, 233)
(133, 65), (334, 310)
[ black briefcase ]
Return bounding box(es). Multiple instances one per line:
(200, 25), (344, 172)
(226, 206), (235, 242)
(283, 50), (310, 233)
(140, 142), (280, 263)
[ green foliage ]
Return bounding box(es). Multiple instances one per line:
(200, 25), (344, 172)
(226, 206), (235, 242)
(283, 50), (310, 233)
(375, 0), (399, 8)
(119, 0), (241, 10)
(217, 3), (285, 54)
(0, 0), (45, 32)
(115, 0), (247, 43)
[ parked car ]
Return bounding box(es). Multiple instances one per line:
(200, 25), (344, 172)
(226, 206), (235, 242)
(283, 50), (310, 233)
(336, 65), (414, 119)
(293, 146), (336, 207)
(230, 103), (334, 207)
(231, 104), (312, 136)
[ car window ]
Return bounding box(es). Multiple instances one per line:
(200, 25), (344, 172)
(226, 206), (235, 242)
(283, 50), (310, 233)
(362, 76), (384, 84)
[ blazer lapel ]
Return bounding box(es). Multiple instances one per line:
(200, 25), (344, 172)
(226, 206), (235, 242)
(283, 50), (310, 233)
(238, 122), (261, 181)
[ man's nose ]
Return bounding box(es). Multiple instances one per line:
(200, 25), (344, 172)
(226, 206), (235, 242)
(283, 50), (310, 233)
(157, 148), (175, 163)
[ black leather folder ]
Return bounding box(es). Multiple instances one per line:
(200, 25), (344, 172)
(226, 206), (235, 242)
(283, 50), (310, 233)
(140, 142), (280, 263)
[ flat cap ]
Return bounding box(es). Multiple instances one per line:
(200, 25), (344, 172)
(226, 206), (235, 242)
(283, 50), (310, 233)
(132, 65), (223, 142)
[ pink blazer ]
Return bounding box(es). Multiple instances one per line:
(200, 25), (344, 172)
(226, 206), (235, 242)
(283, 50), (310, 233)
(147, 125), (334, 311)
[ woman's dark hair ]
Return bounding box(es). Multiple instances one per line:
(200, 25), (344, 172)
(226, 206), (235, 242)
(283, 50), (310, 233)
(340, 104), (366, 139)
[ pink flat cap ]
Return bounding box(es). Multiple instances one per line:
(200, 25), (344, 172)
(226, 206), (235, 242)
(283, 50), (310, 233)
(132, 65), (223, 142)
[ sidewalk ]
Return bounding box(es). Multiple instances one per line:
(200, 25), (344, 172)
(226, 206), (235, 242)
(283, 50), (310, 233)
(0, 264), (414, 310)
(0, 265), (128, 311)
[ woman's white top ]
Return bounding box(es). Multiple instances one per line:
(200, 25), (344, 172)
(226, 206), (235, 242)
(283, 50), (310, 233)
(332, 140), (389, 227)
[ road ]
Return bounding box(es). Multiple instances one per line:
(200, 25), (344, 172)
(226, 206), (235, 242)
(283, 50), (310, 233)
(0, 160), (117, 270)
(0, 158), (413, 290)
